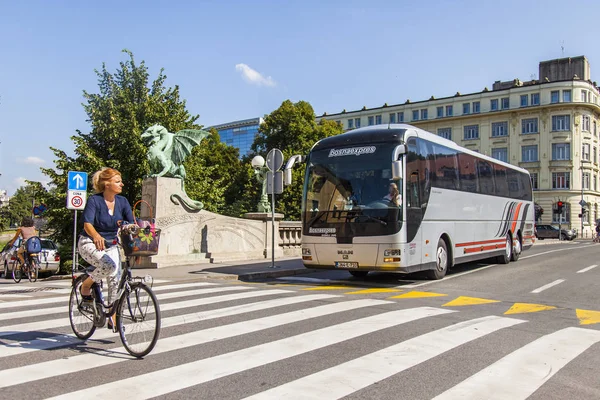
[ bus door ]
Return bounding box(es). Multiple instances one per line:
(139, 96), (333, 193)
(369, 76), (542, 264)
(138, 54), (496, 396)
(405, 137), (422, 266)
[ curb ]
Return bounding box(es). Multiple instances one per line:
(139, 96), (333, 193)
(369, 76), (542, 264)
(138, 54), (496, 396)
(191, 267), (317, 282)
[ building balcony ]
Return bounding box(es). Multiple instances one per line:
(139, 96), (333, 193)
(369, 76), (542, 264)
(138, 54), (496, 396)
(549, 160), (574, 169)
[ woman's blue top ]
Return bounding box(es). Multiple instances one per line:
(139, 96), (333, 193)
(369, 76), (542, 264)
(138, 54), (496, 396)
(81, 193), (134, 242)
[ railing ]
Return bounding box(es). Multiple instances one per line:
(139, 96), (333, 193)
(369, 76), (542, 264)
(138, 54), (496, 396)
(279, 221), (302, 249)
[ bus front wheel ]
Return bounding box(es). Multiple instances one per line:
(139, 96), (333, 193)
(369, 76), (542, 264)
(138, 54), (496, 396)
(427, 239), (448, 280)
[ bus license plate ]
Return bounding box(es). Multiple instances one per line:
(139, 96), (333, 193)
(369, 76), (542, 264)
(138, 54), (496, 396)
(335, 261), (359, 269)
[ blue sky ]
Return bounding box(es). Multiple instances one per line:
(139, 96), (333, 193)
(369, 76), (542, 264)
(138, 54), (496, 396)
(2, 0), (600, 196)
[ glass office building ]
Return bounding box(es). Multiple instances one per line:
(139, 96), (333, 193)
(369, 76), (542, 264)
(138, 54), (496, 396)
(208, 117), (263, 157)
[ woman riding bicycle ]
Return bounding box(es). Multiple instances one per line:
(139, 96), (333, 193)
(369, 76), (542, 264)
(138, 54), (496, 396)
(78, 167), (133, 328)
(7, 217), (37, 276)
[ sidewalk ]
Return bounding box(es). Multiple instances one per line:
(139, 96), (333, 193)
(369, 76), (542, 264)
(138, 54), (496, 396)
(44, 256), (315, 283)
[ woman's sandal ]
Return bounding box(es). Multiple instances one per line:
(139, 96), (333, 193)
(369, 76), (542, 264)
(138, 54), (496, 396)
(79, 287), (93, 302)
(107, 314), (116, 331)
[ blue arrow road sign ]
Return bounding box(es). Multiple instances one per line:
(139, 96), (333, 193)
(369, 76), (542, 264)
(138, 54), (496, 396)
(68, 171), (88, 191)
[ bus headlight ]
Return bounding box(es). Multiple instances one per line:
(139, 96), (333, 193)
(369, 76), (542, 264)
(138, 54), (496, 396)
(384, 249), (401, 256)
(302, 248), (312, 256)
(384, 257), (401, 263)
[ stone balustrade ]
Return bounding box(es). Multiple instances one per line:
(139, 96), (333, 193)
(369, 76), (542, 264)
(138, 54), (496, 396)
(279, 221), (302, 256)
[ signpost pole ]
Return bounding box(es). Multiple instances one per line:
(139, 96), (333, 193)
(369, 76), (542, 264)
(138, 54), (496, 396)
(72, 211), (77, 278)
(271, 172), (275, 269)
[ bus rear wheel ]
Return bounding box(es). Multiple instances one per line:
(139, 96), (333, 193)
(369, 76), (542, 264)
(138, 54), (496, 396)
(349, 271), (369, 278)
(511, 234), (522, 262)
(496, 233), (512, 264)
(427, 239), (448, 280)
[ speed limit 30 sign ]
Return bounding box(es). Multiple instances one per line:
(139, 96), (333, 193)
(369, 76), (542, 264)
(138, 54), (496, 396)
(67, 190), (87, 210)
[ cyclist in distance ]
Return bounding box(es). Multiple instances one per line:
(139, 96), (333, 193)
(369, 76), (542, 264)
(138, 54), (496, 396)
(78, 167), (134, 328)
(7, 216), (37, 266)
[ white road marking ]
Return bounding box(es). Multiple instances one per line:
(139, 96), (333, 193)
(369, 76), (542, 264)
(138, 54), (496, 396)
(0, 289), (291, 338)
(577, 264), (598, 273)
(433, 327), (600, 400)
(244, 316), (525, 400)
(530, 279), (565, 294)
(0, 293), (338, 359)
(0, 298), (380, 388)
(47, 307), (454, 400)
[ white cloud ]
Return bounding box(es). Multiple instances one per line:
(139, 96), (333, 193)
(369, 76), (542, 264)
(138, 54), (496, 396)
(20, 156), (45, 165)
(235, 63), (276, 87)
(13, 177), (27, 187)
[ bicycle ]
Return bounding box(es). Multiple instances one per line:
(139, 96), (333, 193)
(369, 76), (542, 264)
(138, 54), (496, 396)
(68, 225), (161, 358)
(11, 246), (39, 283)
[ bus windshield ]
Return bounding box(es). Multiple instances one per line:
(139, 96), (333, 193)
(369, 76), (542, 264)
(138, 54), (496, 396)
(303, 143), (403, 238)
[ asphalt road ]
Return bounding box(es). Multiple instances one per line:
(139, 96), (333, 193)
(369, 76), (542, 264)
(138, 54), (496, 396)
(1, 240), (599, 399)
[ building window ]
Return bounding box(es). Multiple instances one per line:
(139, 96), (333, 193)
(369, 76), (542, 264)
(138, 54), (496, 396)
(446, 105), (453, 116)
(551, 90), (560, 103)
(492, 148), (508, 162)
(594, 146), (597, 164)
(463, 103), (470, 114)
(530, 173), (538, 190)
(438, 127), (451, 140)
(491, 99), (499, 111)
(348, 119), (354, 129)
(531, 93), (540, 105)
(398, 112), (404, 122)
(552, 143), (571, 160)
(583, 172), (591, 190)
(491, 121), (508, 137)
(563, 90), (572, 102)
(595, 174), (598, 192)
(501, 97), (509, 109)
(473, 101), (480, 113)
(551, 115), (571, 131)
(582, 90), (589, 102)
(464, 125), (479, 140)
(375, 115), (382, 124)
(522, 145), (538, 162)
(412, 110), (419, 121)
(583, 115), (591, 131)
(389, 113), (396, 123)
(583, 143), (591, 161)
(522, 118), (538, 134)
(421, 109), (428, 120)
(368, 116), (374, 126)
(520, 95), (528, 107)
(552, 172), (570, 189)
(355, 118), (361, 128)
(437, 106), (443, 118)
(594, 121), (597, 136)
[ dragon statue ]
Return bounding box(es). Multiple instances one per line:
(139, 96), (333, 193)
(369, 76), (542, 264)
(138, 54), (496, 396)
(142, 124), (210, 210)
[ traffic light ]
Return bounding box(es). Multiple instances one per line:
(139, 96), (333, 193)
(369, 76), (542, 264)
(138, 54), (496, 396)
(557, 201), (564, 214)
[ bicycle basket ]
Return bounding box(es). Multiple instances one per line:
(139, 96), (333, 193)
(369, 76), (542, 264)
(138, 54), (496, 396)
(120, 200), (161, 257)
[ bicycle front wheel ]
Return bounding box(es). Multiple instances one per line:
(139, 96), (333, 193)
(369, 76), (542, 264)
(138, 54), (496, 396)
(28, 257), (38, 283)
(69, 276), (96, 339)
(117, 283), (160, 358)
(12, 260), (22, 283)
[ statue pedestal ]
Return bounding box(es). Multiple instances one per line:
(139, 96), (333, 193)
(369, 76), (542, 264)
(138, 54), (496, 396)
(135, 177), (270, 267)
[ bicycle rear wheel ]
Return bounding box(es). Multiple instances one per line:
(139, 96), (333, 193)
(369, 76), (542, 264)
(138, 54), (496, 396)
(117, 283), (160, 358)
(12, 260), (22, 283)
(28, 257), (38, 283)
(69, 276), (97, 339)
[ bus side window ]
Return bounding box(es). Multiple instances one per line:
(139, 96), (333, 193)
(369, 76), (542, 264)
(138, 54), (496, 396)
(407, 172), (420, 208)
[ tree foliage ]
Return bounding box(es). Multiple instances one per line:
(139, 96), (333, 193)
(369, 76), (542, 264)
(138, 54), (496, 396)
(250, 100), (343, 219)
(41, 50), (201, 250)
(0, 182), (48, 232)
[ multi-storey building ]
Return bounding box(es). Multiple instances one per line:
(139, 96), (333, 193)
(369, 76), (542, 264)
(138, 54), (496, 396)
(207, 117), (263, 158)
(319, 56), (600, 236)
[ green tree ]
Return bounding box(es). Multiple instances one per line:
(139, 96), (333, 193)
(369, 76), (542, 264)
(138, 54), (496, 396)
(42, 50), (200, 251)
(250, 100), (343, 219)
(1, 182), (48, 230)
(182, 128), (242, 214)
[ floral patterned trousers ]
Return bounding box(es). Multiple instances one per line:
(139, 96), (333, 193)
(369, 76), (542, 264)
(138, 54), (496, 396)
(77, 236), (121, 304)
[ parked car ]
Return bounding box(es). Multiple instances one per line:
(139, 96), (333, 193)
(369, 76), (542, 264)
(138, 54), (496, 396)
(535, 224), (577, 241)
(2, 238), (60, 278)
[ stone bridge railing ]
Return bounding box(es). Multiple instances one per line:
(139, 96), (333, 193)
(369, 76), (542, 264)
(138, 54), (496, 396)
(278, 221), (302, 256)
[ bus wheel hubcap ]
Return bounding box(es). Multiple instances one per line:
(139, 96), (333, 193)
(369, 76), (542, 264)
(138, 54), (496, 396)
(437, 247), (447, 272)
(506, 237), (511, 258)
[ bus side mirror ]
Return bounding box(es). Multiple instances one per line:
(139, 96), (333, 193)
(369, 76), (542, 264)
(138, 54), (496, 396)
(392, 160), (403, 180)
(284, 154), (306, 186)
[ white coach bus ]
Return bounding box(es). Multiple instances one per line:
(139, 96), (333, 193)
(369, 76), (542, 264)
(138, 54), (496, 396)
(300, 124), (535, 279)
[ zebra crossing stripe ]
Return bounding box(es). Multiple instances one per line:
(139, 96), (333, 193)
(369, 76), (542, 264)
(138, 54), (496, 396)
(432, 327), (600, 400)
(0, 285), (254, 322)
(0, 298), (383, 388)
(243, 315), (526, 400)
(46, 307), (454, 400)
(0, 282), (216, 310)
(0, 293), (338, 359)
(0, 289), (292, 338)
